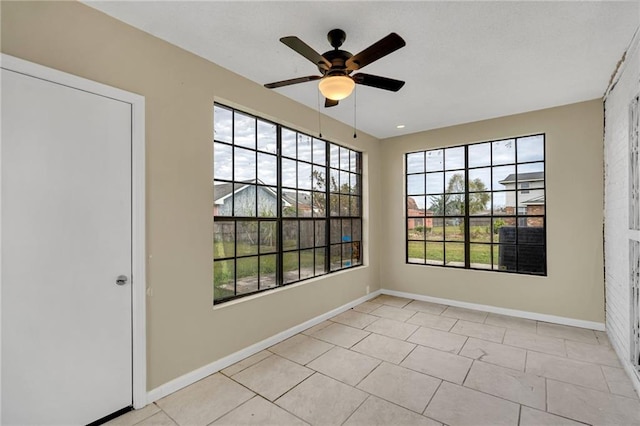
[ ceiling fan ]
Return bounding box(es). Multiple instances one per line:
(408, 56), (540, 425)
(264, 29), (406, 107)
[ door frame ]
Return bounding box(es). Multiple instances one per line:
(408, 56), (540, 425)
(0, 53), (147, 411)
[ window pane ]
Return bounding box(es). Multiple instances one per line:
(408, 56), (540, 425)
(517, 219), (545, 244)
(237, 221), (258, 256)
(352, 219), (362, 242)
(260, 255), (277, 289)
(257, 153), (277, 186)
(518, 162), (544, 177)
(214, 142), (233, 181)
(340, 147), (350, 171)
(340, 194), (350, 216)
(518, 245), (545, 274)
(298, 162), (312, 190)
(445, 242), (465, 266)
(342, 219), (352, 242)
(312, 191), (326, 217)
(214, 181), (233, 216)
(340, 171), (350, 193)
(407, 152), (425, 174)
(445, 146), (465, 170)
(329, 169), (340, 193)
(407, 174), (425, 195)
(342, 243), (352, 267)
(283, 252), (299, 283)
(282, 158), (296, 188)
(214, 259), (235, 300)
(469, 217), (492, 242)
(492, 139), (515, 165)
(494, 218), (516, 244)
(352, 242), (362, 265)
(234, 112), (256, 149)
(330, 219), (341, 244)
(408, 218), (425, 240)
(234, 147), (256, 182)
(214, 221), (234, 259)
(236, 257), (259, 295)
(426, 149), (444, 171)
(517, 135), (544, 163)
(312, 166), (326, 191)
(298, 190), (312, 217)
(408, 241), (425, 263)
(426, 172), (443, 194)
(492, 191), (515, 215)
(298, 134), (312, 162)
(427, 218), (443, 241)
(350, 173), (359, 195)
(330, 245), (342, 271)
(213, 105), (232, 143)
(300, 220), (314, 249)
(313, 138), (326, 165)
(258, 186), (277, 217)
(426, 242), (444, 265)
(470, 244), (492, 269)
(408, 196), (426, 215)
(234, 185), (256, 216)
(445, 194), (465, 216)
(257, 120), (277, 154)
(445, 172), (465, 193)
(468, 142), (491, 168)
(330, 144), (340, 168)
(350, 151), (358, 173)
(493, 165), (515, 190)
(470, 192), (491, 215)
(445, 218), (465, 241)
(315, 248), (326, 276)
(495, 244), (516, 271)
(282, 128), (296, 158)
(315, 220), (326, 246)
(283, 220), (298, 250)
(468, 168), (491, 192)
(350, 196), (361, 217)
(300, 249), (314, 279)
(259, 222), (277, 253)
(330, 193), (339, 216)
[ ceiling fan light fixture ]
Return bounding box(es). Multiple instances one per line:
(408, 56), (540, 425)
(319, 75), (355, 101)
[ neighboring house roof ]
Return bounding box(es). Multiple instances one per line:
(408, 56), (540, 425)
(499, 172), (544, 184)
(523, 194), (545, 205)
(213, 180), (285, 205)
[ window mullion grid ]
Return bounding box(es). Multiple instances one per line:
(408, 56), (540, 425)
(325, 143), (330, 274)
(276, 125), (284, 288)
(464, 146), (470, 268)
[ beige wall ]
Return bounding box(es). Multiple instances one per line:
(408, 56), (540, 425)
(380, 100), (605, 322)
(1, 1), (382, 389)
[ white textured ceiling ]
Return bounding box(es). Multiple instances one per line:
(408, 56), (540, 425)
(84, 1), (639, 139)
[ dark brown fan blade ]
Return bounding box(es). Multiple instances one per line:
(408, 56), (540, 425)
(346, 33), (406, 70)
(280, 36), (331, 70)
(264, 75), (322, 89)
(353, 73), (405, 91)
(325, 98), (339, 108)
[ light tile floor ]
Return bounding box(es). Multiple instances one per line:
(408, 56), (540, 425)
(109, 295), (640, 426)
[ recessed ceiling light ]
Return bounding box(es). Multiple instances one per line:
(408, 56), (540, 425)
(396, 124), (405, 129)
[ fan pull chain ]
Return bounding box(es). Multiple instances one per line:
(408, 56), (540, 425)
(353, 85), (357, 139)
(317, 88), (323, 138)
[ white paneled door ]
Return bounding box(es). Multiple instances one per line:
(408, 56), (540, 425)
(1, 66), (133, 424)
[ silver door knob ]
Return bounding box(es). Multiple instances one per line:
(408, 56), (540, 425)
(116, 275), (128, 286)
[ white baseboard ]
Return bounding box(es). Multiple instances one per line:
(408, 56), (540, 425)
(381, 289), (606, 331)
(147, 286), (608, 404)
(147, 289), (382, 403)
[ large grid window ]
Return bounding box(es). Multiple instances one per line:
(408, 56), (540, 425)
(406, 134), (546, 275)
(214, 104), (362, 303)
